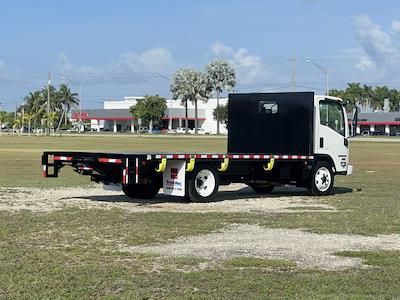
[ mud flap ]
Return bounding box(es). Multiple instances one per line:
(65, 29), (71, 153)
(163, 160), (186, 197)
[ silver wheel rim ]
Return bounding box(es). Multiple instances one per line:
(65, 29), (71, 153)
(195, 169), (215, 197)
(315, 167), (331, 192)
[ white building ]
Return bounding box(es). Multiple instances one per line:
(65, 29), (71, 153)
(71, 96), (228, 134)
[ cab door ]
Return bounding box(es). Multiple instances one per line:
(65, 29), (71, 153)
(315, 98), (349, 173)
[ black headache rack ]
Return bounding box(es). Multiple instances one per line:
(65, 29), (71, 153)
(228, 92), (314, 155)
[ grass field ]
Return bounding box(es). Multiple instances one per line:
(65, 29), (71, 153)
(0, 135), (399, 299)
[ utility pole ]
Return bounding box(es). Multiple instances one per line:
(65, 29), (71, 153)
(79, 83), (82, 133)
(47, 72), (52, 134)
(0, 102), (2, 135)
(291, 55), (297, 92)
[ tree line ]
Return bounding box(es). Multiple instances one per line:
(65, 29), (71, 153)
(330, 83), (400, 112)
(0, 84), (79, 134)
(130, 60), (236, 134)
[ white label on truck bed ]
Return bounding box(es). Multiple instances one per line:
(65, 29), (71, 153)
(163, 160), (186, 197)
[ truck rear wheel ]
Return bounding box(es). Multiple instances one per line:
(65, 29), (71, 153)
(187, 165), (219, 202)
(308, 161), (334, 195)
(248, 184), (274, 194)
(122, 184), (160, 199)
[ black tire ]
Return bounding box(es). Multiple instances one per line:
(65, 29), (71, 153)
(248, 184), (275, 194)
(308, 161), (334, 196)
(122, 184), (160, 199)
(187, 165), (220, 202)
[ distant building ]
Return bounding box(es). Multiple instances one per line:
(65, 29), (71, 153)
(354, 112), (400, 134)
(71, 96), (228, 134)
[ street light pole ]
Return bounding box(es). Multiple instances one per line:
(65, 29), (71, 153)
(79, 83), (82, 132)
(0, 102), (2, 135)
(47, 72), (52, 134)
(305, 60), (329, 96)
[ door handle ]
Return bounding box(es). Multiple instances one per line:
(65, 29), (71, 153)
(320, 137), (324, 148)
(344, 138), (349, 147)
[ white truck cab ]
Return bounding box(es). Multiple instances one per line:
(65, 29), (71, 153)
(314, 95), (353, 175)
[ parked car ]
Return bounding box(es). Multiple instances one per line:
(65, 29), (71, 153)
(167, 128), (177, 134)
(139, 127), (149, 133)
(67, 128), (79, 133)
(195, 128), (210, 135)
(361, 131), (370, 136)
(370, 131), (388, 136)
(187, 128), (210, 135)
(176, 127), (187, 134)
(149, 128), (161, 134)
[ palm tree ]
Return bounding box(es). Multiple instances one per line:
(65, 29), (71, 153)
(24, 90), (45, 126)
(345, 83), (363, 110)
(171, 68), (210, 134)
(23, 112), (35, 136)
(389, 89), (400, 112)
(362, 85), (374, 112)
(12, 118), (22, 134)
(44, 112), (58, 134)
(58, 84), (79, 124)
(206, 60), (236, 134)
(372, 86), (389, 110)
(0, 111), (7, 135)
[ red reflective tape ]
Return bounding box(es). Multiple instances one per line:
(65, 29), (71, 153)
(135, 158), (139, 184)
(54, 156), (73, 161)
(78, 166), (93, 171)
(98, 158), (122, 164)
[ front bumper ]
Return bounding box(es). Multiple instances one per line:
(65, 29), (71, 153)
(346, 164), (353, 176)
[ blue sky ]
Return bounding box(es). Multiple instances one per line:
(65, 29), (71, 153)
(1, 0), (400, 110)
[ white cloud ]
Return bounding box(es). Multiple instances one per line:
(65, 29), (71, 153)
(355, 55), (375, 71)
(58, 52), (104, 79)
(114, 48), (174, 74)
(392, 20), (400, 34)
(210, 42), (234, 56)
(210, 42), (267, 84)
(58, 48), (175, 83)
(353, 15), (400, 71)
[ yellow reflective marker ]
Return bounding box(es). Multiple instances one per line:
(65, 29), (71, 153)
(218, 157), (229, 172)
(155, 158), (167, 173)
(263, 158), (275, 171)
(186, 158), (195, 172)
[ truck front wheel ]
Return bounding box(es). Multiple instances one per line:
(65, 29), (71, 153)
(187, 165), (219, 202)
(122, 184), (160, 199)
(308, 161), (334, 195)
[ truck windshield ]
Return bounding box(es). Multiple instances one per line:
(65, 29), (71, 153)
(319, 100), (345, 136)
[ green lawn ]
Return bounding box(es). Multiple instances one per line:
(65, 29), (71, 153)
(0, 135), (399, 298)
(0, 135), (226, 187)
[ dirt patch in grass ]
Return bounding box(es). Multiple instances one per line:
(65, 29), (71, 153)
(119, 224), (400, 271)
(0, 184), (337, 213)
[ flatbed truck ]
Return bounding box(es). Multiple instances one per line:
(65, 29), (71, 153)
(42, 92), (353, 202)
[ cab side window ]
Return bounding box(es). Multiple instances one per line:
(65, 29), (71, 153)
(319, 100), (345, 136)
